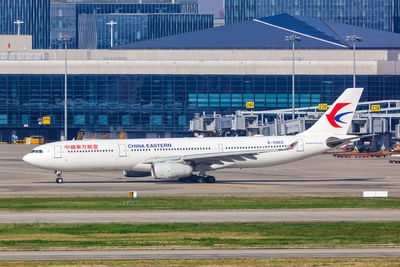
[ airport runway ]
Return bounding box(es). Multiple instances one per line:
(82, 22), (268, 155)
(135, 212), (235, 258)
(1, 209), (400, 224)
(1, 248), (400, 260)
(1, 144), (400, 197)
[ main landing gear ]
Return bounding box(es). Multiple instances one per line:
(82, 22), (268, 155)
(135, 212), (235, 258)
(55, 171), (64, 184)
(178, 175), (216, 183)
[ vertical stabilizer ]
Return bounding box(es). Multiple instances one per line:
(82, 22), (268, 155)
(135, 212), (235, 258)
(300, 88), (363, 136)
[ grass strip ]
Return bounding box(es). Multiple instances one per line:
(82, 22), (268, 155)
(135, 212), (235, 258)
(1, 196), (400, 211)
(1, 258), (400, 267)
(0, 222), (400, 250)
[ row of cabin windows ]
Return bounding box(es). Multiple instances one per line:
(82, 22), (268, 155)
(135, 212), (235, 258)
(131, 147), (212, 152)
(130, 145), (286, 153)
(226, 145), (285, 150)
(67, 150), (113, 153)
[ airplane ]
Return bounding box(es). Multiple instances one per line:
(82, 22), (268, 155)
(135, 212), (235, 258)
(23, 87), (364, 184)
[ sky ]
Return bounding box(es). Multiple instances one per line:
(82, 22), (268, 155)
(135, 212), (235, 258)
(198, 0), (223, 17)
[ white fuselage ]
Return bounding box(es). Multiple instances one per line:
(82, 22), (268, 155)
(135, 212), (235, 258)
(23, 135), (329, 174)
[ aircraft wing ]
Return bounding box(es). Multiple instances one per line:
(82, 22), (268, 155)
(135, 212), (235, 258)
(142, 141), (297, 165)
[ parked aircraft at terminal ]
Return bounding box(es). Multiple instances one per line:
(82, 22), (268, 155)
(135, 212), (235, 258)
(23, 88), (364, 184)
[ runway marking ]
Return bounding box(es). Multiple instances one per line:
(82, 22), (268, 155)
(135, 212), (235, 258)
(0, 189), (8, 191)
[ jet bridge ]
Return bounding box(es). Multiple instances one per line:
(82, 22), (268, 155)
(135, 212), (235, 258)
(190, 100), (400, 151)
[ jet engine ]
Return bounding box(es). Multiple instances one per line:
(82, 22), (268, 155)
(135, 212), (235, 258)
(151, 162), (193, 179)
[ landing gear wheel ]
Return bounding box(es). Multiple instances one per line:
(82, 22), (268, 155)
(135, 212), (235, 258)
(196, 176), (205, 183)
(206, 176), (216, 183)
(55, 170), (63, 184)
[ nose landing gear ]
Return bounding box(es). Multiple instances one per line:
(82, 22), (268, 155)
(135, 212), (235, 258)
(55, 171), (64, 184)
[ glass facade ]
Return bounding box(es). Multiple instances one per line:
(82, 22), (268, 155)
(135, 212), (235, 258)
(147, 14), (213, 39)
(50, 4), (77, 49)
(0, 74), (400, 141)
(51, 2), (202, 49)
(79, 13), (213, 49)
(225, 0), (400, 33)
(0, 0), (50, 49)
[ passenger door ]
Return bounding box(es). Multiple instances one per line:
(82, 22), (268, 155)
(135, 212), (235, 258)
(119, 144), (127, 157)
(295, 139), (304, 152)
(54, 145), (62, 159)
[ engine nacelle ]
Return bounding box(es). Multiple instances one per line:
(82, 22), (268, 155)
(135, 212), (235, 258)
(151, 162), (193, 179)
(123, 170), (151, 178)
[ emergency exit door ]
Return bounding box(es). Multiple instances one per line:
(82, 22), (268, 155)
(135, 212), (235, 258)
(218, 143), (224, 152)
(119, 144), (127, 157)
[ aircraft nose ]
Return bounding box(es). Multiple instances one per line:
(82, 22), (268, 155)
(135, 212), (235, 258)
(23, 154), (32, 164)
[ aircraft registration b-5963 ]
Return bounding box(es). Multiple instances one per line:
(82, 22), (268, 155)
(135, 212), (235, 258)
(23, 88), (364, 184)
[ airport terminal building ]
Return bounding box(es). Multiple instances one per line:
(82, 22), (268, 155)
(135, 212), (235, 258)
(1, 14), (400, 141)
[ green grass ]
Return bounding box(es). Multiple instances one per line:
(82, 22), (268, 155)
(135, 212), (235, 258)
(1, 221), (400, 250)
(2, 258), (400, 267)
(1, 196), (400, 211)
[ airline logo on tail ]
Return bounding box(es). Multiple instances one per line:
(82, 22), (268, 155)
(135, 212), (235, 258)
(326, 103), (353, 128)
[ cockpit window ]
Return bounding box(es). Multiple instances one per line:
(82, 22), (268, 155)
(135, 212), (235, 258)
(30, 150), (43, 153)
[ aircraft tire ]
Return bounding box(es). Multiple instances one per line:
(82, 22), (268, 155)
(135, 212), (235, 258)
(196, 177), (205, 183)
(206, 176), (216, 183)
(56, 178), (64, 184)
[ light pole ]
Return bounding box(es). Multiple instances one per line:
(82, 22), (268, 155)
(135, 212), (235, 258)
(13, 20), (24, 36)
(58, 35), (72, 141)
(346, 35), (362, 88)
(285, 34), (301, 120)
(106, 21), (117, 48)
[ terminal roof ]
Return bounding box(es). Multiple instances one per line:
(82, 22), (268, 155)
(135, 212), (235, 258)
(116, 14), (400, 50)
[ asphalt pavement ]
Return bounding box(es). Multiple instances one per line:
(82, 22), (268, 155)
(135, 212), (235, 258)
(1, 144), (400, 197)
(1, 209), (399, 224)
(1, 248), (400, 260)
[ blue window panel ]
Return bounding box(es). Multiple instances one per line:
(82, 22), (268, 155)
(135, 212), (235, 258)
(300, 94), (310, 100)
(122, 115), (131, 126)
(0, 115), (7, 124)
(255, 94), (265, 107)
(198, 93), (208, 107)
(150, 115), (162, 125)
(74, 115), (85, 125)
(232, 94), (242, 107)
(266, 94), (276, 102)
(277, 94), (288, 103)
(98, 115), (108, 125)
(178, 115), (186, 125)
(266, 93), (276, 108)
(243, 94), (254, 102)
(311, 94), (321, 104)
(277, 103), (288, 108)
(209, 94), (219, 107)
(220, 94), (231, 107)
(21, 115), (29, 125)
